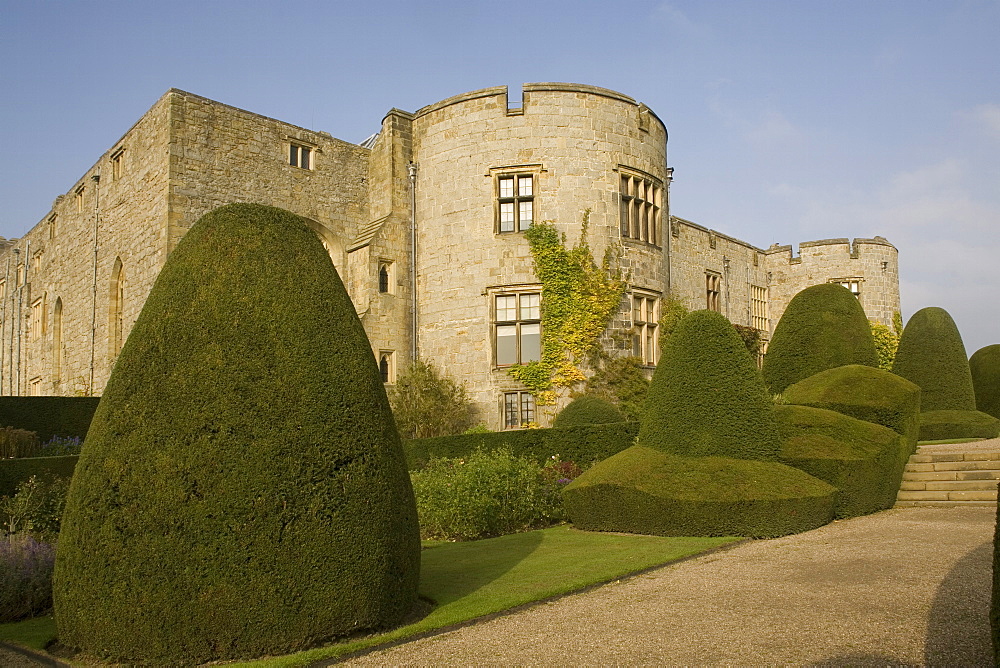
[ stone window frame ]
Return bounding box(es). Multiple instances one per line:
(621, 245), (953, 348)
(379, 350), (396, 384)
(28, 376), (42, 396)
(47, 213), (57, 240)
(110, 147), (125, 181)
(75, 185), (85, 214)
(630, 287), (660, 367)
(489, 285), (542, 368)
(490, 164), (542, 235)
(617, 166), (663, 247)
(288, 141), (315, 170)
(378, 259), (394, 294)
(30, 295), (46, 339)
(831, 277), (862, 299)
(502, 391), (536, 430)
(750, 284), (768, 332)
(706, 271), (722, 312)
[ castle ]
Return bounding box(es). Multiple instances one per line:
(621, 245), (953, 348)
(0, 84), (900, 429)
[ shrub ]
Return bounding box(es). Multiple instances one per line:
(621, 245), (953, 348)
(918, 410), (1000, 441)
(782, 365), (922, 450)
(774, 405), (906, 517)
(0, 427), (41, 459)
(639, 310), (780, 461)
(971, 344), (1000, 420)
(552, 395), (625, 429)
(53, 204), (420, 665)
(0, 456), (79, 498)
(584, 355), (650, 421)
(1, 475), (71, 542)
(410, 448), (577, 540)
(389, 360), (477, 438)
(891, 307), (976, 411)
(762, 283), (878, 394)
(870, 321), (900, 370)
(0, 534), (55, 623)
(562, 446), (835, 538)
(0, 397), (100, 443)
(404, 421), (639, 471)
(38, 436), (83, 457)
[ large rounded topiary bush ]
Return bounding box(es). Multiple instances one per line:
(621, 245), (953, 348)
(762, 283), (878, 394)
(565, 310), (836, 538)
(891, 307), (976, 412)
(552, 395), (625, 429)
(971, 344), (1000, 420)
(53, 204), (420, 664)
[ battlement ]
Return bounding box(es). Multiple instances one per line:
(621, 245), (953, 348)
(766, 236), (897, 264)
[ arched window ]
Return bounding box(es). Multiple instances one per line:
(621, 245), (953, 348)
(53, 297), (63, 382)
(378, 262), (392, 294)
(379, 351), (395, 384)
(109, 257), (125, 357)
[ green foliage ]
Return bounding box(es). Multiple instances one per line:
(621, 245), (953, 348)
(410, 448), (576, 540)
(0, 427), (40, 459)
(733, 324), (764, 360)
(971, 344), (1000, 420)
(892, 307), (977, 411)
(0, 456), (78, 499)
(552, 395), (625, 429)
(657, 294), (689, 351)
(388, 360), (477, 439)
(583, 355), (649, 421)
(53, 204), (420, 665)
(774, 405), (907, 518)
(0, 397), (100, 443)
(0, 534), (55, 624)
(917, 409), (1000, 441)
(562, 445), (836, 538)
(638, 310), (781, 461)
(782, 364), (922, 449)
(508, 214), (628, 404)
(1, 475), (70, 542)
(762, 283), (878, 394)
(870, 321), (900, 370)
(404, 421), (639, 471)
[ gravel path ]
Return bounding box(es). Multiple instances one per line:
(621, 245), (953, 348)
(343, 506), (996, 666)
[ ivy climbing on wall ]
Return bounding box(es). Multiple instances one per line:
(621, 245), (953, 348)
(507, 213), (628, 405)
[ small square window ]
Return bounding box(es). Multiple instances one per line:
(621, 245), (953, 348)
(494, 291), (541, 366)
(503, 391), (535, 429)
(289, 143), (312, 169)
(497, 173), (534, 233)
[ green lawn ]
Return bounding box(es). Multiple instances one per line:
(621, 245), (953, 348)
(0, 526), (739, 666)
(918, 437), (990, 445)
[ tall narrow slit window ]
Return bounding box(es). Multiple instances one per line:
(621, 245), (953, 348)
(110, 148), (125, 180)
(379, 351), (395, 384)
(706, 272), (722, 312)
(378, 260), (393, 294)
(497, 174), (534, 233)
(289, 143), (312, 169)
(619, 172), (662, 245)
(631, 291), (659, 366)
(494, 292), (541, 366)
(109, 257), (125, 357)
(503, 391), (535, 429)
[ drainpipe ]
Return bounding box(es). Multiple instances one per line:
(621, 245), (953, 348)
(408, 161), (418, 363)
(89, 171), (101, 396)
(722, 256), (730, 319)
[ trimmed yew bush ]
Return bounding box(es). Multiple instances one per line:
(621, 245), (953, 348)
(53, 204), (420, 665)
(638, 309), (780, 461)
(562, 446), (835, 538)
(775, 405), (906, 517)
(918, 410), (1000, 441)
(762, 283), (878, 394)
(782, 365), (922, 450)
(552, 395), (625, 429)
(892, 307), (976, 411)
(971, 344), (1000, 420)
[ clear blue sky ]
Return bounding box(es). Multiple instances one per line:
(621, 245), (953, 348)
(1, 0), (997, 352)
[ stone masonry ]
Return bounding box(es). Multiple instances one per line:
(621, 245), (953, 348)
(0, 84), (900, 429)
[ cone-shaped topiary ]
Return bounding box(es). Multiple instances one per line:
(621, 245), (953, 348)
(891, 307), (976, 411)
(552, 395), (626, 429)
(971, 344), (1000, 420)
(53, 204), (420, 665)
(762, 283), (878, 394)
(638, 309), (780, 461)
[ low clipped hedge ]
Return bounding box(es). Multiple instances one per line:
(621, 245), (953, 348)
(782, 365), (921, 450)
(971, 344), (1000, 420)
(774, 405), (906, 517)
(404, 421), (639, 470)
(0, 397), (100, 442)
(892, 307), (976, 411)
(0, 456), (79, 498)
(762, 283), (878, 394)
(551, 396), (625, 429)
(562, 445), (836, 538)
(918, 410), (1000, 441)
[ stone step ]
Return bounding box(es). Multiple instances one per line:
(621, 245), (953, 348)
(896, 489), (997, 502)
(905, 461), (1000, 473)
(900, 480), (1000, 491)
(910, 451), (1000, 463)
(895, 500), (998, 508)
(895, 447), (1000, 508)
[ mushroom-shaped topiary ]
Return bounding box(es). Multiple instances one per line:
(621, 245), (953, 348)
(552, 395), (626, 429)
(53, 204), (420, 665)
(892, 307), (976, 411)
(762, 283), (878, 394)
(971, 344), (1000, 420)
(565, 310), (835, 538)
